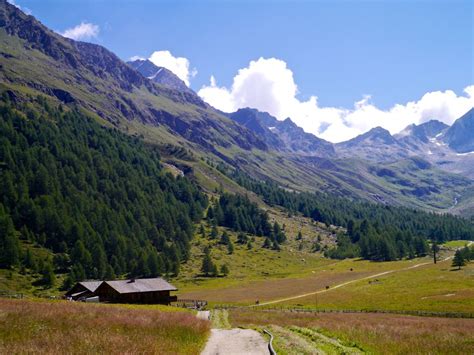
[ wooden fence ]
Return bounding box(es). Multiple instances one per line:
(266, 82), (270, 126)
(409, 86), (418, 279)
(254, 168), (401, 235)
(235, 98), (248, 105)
(172, 299), (208, 310)
(213, 304), (474, 319)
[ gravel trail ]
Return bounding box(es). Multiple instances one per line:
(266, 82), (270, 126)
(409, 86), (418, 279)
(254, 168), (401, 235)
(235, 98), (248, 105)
(201, 328), (268, 355)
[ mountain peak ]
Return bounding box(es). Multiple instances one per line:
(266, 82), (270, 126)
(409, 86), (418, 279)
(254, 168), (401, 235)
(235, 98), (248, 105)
(396, 120), (449, 143)
(229, 109), (335, 156)
(127, 59), (192, 94)
(443, 107), (474, 153)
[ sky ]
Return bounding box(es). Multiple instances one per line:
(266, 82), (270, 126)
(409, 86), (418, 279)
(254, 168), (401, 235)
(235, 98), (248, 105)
(10, 0), (474, 142)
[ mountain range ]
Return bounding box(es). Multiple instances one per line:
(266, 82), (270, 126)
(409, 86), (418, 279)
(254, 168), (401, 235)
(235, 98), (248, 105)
(0, 0), (473, 216)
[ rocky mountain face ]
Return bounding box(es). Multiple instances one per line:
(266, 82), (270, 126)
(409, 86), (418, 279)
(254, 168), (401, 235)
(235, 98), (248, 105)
(0, 0), (267, 154)
(443, 108), (474, 153)
(229, 108), (335, 157)
(336, 127), (410, 162)
(336, 114), (474, 176)
(127, 59), (194, 95)
(396, 120), (448, 143)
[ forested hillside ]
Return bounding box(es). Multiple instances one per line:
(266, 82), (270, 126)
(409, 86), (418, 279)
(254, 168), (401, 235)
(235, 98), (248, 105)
(0, 94), (208, 286)
(226, 169), (474, 260)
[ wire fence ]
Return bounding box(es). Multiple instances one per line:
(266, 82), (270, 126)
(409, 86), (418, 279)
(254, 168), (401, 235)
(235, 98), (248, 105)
(213, 304), (474, 319)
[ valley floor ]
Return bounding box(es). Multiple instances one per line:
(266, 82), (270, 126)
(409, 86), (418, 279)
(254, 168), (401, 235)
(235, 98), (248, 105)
(178, 255), (474, 314)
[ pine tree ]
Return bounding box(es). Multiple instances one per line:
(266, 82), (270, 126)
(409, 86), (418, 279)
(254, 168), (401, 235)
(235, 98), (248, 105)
(272, 241), (281, 251)
(220, 264), (229, 276)
(210, 225), (218, 239)
(211, 262), (218, 277)
(201, 253), (213, 276)
(220, 231), (230, 245)
(452, 250), (466, 270)
(24, 248), (37, 271)
(296, 231), (303, 240)
(227, 241), (234, 254)
(42, 260), (56, 288)
(262, 238), (271, 249)
(147, 251), (160, 277)
(105, 264), (116, 280)
(0, 206), (20, 268)
(237, 232), (248, 244)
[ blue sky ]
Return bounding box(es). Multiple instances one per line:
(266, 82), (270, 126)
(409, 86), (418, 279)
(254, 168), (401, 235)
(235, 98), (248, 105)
(12, 0), (474, 141)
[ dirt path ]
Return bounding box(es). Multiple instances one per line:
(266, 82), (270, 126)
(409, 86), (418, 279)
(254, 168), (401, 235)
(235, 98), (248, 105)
(201, 328), (268, 355)
(254, 258), (448, 307)
(199, 310), (268, 355)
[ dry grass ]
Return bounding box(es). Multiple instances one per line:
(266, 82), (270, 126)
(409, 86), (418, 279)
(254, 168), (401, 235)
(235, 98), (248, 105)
(230, 309), (474, 354)
(178, 258), (425, 305)
(0, 299), (209, 354)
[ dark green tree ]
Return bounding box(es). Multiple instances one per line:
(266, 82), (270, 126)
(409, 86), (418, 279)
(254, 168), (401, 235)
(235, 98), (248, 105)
(220, 264), (229, 276)
(452, 250), (466, 270)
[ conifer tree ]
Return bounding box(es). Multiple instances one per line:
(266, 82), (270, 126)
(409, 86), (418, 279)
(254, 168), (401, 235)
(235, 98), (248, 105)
(201, 251), (214, 276)
(220, 264), (229, 276)
(220, 231), (230, 245)
(210, 225), (218, 239)
(452, 250), (466, 270)
(262, 238), (271, 249)
(227, 241), (234, 254)
(42, 259), (56, 288)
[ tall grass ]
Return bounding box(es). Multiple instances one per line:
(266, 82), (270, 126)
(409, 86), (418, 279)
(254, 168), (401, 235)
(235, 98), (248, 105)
(230, 309), (474, 354)
(0, 299), (209, 354)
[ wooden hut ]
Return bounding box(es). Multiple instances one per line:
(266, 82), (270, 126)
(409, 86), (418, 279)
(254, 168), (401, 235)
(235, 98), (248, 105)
(94, 278), (178, 304)
(64, 281), (102, 301)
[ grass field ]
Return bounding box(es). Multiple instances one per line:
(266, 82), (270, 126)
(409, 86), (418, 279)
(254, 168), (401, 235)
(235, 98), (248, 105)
(177, 256), (439, 306)
(0, 299), (209, 354)
(174, 221), (336, 303)
(230, 309), (474, 354)
(281, 258), (474, 314)
(442, 240), (473, 249)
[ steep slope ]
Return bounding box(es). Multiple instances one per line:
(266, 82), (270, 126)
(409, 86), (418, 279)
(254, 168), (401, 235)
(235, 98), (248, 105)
(0, 96), (208, 280)
(127, 59), (194, 95)
(0, 0), (472, 216)
(443, 108), (474, 153)
(0, 0), (266, 155)
(229, 108), (335, 157)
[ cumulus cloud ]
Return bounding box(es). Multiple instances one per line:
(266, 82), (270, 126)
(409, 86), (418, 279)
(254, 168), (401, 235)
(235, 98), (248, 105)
(7, 0), (32, 15)
(61, 22), (100, 41)
(148, 50), (197, 87)
(129, 55), (145, 61)
(198, 57), (474, 143)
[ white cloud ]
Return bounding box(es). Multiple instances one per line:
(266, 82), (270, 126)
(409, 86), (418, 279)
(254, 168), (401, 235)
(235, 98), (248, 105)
(7, 0), (32, 15)
(129, 55), (145, 61)
(61, 22), (100, 41)
(198, 57), (474, 143)
(148, 50), (196, 87)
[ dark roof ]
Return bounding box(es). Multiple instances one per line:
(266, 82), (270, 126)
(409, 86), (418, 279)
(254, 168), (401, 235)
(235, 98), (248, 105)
(103, 278), (177, 294)
(79, 281), (102, 292)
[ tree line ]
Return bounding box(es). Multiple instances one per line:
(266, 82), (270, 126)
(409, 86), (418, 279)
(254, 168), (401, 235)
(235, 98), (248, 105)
(223, 167), (474, 261)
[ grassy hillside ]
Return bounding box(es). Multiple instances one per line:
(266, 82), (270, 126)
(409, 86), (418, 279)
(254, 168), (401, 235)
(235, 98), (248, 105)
(0, 299), (209, 354)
